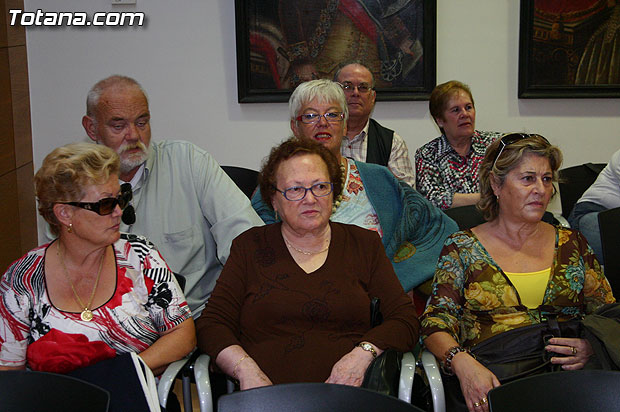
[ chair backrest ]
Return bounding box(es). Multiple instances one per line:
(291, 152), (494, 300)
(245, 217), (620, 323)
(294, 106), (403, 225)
(443, 205), (485, 230)
(444, 205), (555, 230)
(0, 370), (110, 412)
(217, 382), (424, 412)
(221, 165), (259, 199)
(598, 206), (620, 297)
(558, 163), (606, 216)
(488, 370), (620, 412)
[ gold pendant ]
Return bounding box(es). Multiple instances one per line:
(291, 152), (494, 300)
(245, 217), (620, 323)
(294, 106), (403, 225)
(81, 309), (93, 321)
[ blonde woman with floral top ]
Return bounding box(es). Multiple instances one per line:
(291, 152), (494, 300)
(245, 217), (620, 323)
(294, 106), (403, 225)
(420, 134), (615, 412)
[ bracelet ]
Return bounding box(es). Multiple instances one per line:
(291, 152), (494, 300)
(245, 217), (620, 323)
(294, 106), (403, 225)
(232, 354), (249, 379)
(441, 346), (472, 375)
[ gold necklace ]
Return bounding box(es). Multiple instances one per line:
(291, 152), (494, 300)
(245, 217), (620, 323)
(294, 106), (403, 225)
(283, 235), (330, 256)
(333, 158), (347, 213)
(57, 243), (106, 322)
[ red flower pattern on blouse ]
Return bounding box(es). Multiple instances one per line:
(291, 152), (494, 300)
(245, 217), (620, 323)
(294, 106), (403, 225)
(27, 329), (116, 373)
(346, 166), (364, 195)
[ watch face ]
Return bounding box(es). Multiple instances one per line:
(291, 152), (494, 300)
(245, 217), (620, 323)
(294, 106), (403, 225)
(359, 343), (376, 357)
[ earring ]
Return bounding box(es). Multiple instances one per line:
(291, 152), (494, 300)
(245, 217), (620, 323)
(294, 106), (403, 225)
(67, 223), (73, 233)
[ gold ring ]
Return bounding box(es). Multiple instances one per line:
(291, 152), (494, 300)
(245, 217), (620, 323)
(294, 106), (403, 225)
(481, 397), (488, 404)
(474, 402), (481, 407)
(572, 346), (578, 355)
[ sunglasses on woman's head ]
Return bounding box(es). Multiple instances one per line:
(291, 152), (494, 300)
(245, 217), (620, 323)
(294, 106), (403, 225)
(492, 133), (550, 169)
(63, 184), (133, 216)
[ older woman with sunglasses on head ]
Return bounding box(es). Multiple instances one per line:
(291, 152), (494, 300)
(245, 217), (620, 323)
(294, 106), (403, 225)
(0, 143), (195, 376)
(196, 138), (419, 389)
(420, 134), (615, 412)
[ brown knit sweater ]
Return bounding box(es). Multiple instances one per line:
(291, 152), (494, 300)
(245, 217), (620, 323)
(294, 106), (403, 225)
(196, 222), (420, 383)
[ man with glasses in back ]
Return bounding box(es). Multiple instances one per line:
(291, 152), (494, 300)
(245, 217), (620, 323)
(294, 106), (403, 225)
(43, 75), (264, 318)
(334, 62), (416, 188)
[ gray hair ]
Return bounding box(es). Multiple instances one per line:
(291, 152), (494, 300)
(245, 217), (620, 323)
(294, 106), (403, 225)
(86, 75), (147, 118)
(333, 60), (376, 88)
(288, 79), (349, 122)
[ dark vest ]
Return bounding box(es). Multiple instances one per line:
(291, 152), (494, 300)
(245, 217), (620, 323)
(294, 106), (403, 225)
(365, 118), (394, 167)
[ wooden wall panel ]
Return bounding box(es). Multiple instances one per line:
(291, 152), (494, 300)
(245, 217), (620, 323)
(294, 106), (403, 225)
(0, 0), (26, 48)
(9, 45), (31, 167)
(1, 0), (36, 272)
(0, 48), (15, 177)
(0, 170), (22, 272)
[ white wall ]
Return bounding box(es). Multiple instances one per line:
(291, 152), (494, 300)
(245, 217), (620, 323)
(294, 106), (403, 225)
(25, 0), (619, 173)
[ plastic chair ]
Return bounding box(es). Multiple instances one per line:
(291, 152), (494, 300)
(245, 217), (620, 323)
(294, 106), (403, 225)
(217, 382), (425, 412)
(558, 163), (606, 217)
(158, 352), (213, 412)
(418, 350), (446, 412)
(176, 351), (418, 410)
(221, 166), (259, 199)
(176, 298), (419, 410)
(158, 273), (212, 412)
(443, 205), (486, 230)
(0, 370), (110, 412)
(488, 370), (620, 412)
(598, 206), (620, 297)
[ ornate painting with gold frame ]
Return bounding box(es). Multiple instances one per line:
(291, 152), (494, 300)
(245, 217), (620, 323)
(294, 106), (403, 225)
(235, 0), (436, 103)
(519, 0), (620, 98)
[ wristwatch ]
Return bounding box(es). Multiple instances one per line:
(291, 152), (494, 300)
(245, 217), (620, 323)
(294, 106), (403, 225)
(356, 342), (377, 358)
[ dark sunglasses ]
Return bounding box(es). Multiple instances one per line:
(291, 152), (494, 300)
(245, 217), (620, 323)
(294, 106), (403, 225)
(492, 133), (550, 169)
(63, 183), (133, 216)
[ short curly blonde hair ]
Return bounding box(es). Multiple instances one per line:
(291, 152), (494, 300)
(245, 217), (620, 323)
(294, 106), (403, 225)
(35, 143), (120, 236)
(478, 134), (562, 221)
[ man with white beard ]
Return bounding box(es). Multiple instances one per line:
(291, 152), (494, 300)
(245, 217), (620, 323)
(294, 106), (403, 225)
(45, 75), (264, 317)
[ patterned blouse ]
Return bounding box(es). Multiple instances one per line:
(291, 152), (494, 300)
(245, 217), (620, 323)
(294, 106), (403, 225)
(332, 158), (382, 237)
(420, 227), (615, 347)
(415, 131), (502, 209)
(0, 234), (192, 373)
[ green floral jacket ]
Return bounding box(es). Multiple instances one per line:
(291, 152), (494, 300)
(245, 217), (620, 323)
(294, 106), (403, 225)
(420, 227), (615, 347)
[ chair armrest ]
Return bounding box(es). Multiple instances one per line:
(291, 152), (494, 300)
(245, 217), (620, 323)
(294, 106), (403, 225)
(398, 351), (416, 403)
(421, 350), (445, 412)
(193, 354), (214, 412)
(157, 357), (190, 407)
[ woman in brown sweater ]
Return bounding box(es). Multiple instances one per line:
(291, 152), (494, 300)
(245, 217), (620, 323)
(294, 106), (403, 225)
(196, 138), (419, 390)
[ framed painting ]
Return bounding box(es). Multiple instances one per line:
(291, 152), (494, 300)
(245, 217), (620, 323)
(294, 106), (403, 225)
(519, 0), (620, 98)
(235, 0), (436, 103)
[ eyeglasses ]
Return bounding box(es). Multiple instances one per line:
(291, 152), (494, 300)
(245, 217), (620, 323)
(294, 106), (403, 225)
(296, 112), (345, 124)
(63, 184), (133, 216)
(274, 182), (333, 201)
(338, 82), (373, 94)
(492, 133), (550, 169)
